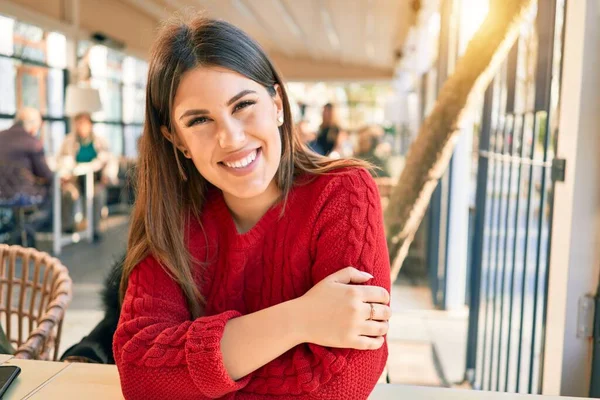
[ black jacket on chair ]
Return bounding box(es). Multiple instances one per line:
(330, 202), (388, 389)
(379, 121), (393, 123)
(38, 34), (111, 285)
(0, 124), (53, 202)
(60, 254), (123, 364)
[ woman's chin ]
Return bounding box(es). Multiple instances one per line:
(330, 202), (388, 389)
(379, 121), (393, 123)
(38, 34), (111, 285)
(221, 181), (271, 200)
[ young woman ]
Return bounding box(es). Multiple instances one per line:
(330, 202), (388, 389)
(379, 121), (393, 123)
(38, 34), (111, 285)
(114, 14), (391, 400)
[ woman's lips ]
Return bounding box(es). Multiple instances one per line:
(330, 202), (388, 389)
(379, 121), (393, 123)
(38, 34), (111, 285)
(219, 147), (262, 176)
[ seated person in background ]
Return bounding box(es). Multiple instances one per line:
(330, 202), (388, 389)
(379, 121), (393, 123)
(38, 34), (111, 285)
(355, 125), (391, 178)
(296, 119), (325, 155)
(312, 103), (343, 156)
(58, 112), (117, 242)
(0, 108), (53, 245)
(328, 129), (352, 159)
(296, 119), (315, 145)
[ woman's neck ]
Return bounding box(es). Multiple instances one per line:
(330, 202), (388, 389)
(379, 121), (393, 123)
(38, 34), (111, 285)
(77, 135), (93, 145)
(223, 180), (281, 234)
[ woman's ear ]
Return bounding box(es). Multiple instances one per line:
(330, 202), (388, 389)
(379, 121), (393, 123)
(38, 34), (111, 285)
(273, 84), (284, 114)
(161, 126), (191, 159)
(273, 84), (284, 126)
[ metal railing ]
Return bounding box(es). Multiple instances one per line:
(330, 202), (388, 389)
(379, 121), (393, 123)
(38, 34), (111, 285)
(465, 0), (564, 394)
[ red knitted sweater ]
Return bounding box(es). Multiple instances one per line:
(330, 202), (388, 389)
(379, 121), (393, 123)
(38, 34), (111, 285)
(113, 168), (391, 399)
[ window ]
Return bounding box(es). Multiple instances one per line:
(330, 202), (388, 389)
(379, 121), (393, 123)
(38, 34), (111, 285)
(0, 15), (67, 156)
(124, 125), (143, 158)
(79, 42), (147, 158)
(13, 21), (45, 63)
(43, 120), (66, 156)
(0, 15), (14, 56)
(0, 57), (16, 115)
(0, 119), (12, 131)
(47, 68), (64, 118)
(94, 123), (124, 156)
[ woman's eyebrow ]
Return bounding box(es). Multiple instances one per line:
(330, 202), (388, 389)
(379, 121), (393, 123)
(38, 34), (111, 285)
(227, 89), (257, 106)
(179, 108), (209, 121)
(178, 90), (258, 121)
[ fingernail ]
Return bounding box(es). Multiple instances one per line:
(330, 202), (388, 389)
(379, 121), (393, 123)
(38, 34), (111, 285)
(361, 272), (374, 279)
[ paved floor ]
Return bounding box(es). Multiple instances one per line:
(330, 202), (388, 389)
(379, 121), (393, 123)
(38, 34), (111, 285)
(44, 218), (469, 387)
(388, 275), (469, 386)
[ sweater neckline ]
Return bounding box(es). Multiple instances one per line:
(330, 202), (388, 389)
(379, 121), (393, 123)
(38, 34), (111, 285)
(212, 189), (283, 249)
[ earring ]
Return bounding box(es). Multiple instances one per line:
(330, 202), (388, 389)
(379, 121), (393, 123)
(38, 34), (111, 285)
(277, 114), (284, 126)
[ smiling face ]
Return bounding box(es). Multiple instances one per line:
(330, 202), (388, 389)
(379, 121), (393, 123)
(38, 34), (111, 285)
(166, 66), (284, 202)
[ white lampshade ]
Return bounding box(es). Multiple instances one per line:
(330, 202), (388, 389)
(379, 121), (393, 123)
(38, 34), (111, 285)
(64, 84), (103, 116)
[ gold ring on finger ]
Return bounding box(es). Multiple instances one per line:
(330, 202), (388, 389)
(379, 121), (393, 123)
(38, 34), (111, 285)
(369, 303), (375, 321)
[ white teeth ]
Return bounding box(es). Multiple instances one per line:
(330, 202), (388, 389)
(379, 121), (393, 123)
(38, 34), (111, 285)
(224, 149), (257, 169)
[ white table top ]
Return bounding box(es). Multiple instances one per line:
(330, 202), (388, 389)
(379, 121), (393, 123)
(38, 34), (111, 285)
(369, 384), (582, 399)
(47, 159), (98, 177)
(0, 356), (585, 399)
(1, 357), (122, 399)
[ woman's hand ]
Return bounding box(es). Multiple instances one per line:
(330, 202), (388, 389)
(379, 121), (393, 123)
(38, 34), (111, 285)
(293, 267), (391, 350)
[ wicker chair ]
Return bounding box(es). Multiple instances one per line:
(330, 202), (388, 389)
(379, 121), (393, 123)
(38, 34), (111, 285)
(0, 245), (72, 360)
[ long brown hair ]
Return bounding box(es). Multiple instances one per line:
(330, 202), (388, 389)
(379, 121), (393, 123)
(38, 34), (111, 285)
(121, 13), (369, 318)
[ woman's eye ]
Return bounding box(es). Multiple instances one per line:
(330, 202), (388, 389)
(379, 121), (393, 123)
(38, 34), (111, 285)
(233, 100), (255, 112)
(187, 116), (209, 127)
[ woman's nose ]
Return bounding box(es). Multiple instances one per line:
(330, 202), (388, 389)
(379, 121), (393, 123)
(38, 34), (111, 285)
(217, 118), (246, 149)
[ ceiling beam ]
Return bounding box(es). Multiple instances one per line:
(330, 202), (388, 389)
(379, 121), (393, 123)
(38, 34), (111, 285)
(161, 0), (191, 12)
(272, 0), (303, 39)
(277, 0), (323, 60)
(319, 2), (340, 52)
(394, 0), (419, 58)
(270, 53), (394, 82)
(231, 0), (294, 57)
(121, 0), (170, 20)
(365, 0), (375, 60)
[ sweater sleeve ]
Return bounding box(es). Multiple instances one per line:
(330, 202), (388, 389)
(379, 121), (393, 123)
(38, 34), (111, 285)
(113, 256), (251, 400)
(245, 168), (391, 399)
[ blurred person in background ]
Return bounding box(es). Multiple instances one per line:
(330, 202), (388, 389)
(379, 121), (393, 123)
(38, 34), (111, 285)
(355, 125), (391, 177)
(295, 119), (316, 148)
(328, 129), (354, 159)
(58, 112), (117, 242)
(0, 107), (54, 246)
(312, 102), (344, 156)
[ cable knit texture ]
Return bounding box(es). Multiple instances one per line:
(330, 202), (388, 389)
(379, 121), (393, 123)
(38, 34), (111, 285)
(114, 168), (391, 399)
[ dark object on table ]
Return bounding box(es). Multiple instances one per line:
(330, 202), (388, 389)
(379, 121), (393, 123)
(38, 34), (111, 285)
(0, 365), (21, 397)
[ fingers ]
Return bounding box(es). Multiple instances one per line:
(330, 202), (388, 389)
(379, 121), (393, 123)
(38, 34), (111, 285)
(353, 335), (386, 350)
(355, 285), (390, 304)
(364, 303), (392, 321)
(329, 267), (373, 284)
(360, 320), (390, 337)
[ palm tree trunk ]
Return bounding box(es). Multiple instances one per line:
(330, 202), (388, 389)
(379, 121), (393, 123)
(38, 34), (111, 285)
(386, 0), (537, 282)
